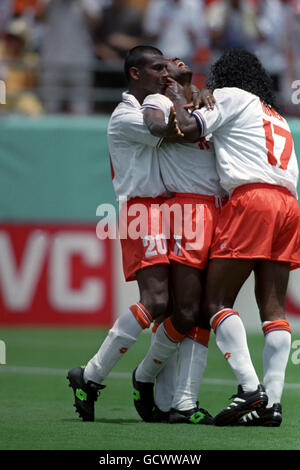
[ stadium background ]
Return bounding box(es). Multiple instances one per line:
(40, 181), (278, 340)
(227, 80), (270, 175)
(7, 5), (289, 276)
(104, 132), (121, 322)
(0, 0), (300, 452)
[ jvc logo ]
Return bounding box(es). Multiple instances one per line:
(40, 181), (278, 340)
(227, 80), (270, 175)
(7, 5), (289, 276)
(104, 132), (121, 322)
(0, 340), (6, 364)
(0, 81), (6, 105)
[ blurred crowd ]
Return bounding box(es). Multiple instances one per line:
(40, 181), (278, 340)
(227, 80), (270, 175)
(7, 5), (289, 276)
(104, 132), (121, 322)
(0, 0), (300, 116)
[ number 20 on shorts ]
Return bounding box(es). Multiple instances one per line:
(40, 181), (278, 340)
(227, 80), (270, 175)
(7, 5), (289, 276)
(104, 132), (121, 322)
(143, 234), (167, 258)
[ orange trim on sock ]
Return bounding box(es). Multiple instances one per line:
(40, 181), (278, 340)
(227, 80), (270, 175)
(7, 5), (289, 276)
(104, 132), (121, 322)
(185, 327), (210, 347)
(211, 309), (239, 335)
(263, 319), (291, 336)
(129, 302), (153, 329)
(163, 317), (185, 343)
(152, 322), (159, 333)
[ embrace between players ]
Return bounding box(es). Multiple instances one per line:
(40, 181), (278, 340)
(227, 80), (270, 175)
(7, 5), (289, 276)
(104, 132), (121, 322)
(67, 46), (300, 427)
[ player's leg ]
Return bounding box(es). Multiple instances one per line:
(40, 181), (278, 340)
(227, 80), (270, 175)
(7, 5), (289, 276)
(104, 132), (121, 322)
(134, 196), (221, 423)
(135, 262), (202, 383)
(133, 195), (221, 422)
(83, 263), (170, 385)
(203, 257), (267, 425)
(134, 262), (214, 424)
(239, 260), (291, 427)
(151, 269), (212, 424)
(135, 194), (214, 384)
(238, 186), (300, 426)
(151, 322), (179, 421)
(152, 288), (179, 422)
(68, 263), (170, 422)
(170, 290), (211, 424)
(166, 265), (212, 424)
(68, 196), (170, 421)
(171, 262), (204, 332)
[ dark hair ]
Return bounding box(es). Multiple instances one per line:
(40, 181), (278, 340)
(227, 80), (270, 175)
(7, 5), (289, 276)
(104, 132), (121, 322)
(124, 45), (163, 82)
(207, 48), (279, 111)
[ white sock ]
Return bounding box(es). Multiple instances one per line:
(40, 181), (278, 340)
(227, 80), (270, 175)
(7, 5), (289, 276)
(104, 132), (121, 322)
(172, 336), (208, 411)
(262, 320), (291, 407)
(211, 309), (259, 392)
(152, 331), (178, 412)
(83, 308), (143, 384)
(136, 318), (184, 383)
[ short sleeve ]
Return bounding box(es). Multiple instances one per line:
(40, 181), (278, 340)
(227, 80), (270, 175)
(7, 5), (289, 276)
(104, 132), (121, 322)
(142, 93), (173, 121)
(192, 88), (247, 136)
(113, 108), (163, 148)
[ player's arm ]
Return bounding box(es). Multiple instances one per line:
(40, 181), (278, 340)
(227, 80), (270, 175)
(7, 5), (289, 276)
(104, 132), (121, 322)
(165, 79), (204, 141)
(188, 85), (215, 110)
(143, 106), (184, 138)
(116, 107), (181, 149)
(166, 84), (239, 141)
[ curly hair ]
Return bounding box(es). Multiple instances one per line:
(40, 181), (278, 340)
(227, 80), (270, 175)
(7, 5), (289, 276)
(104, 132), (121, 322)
(206, 49), (279, 111)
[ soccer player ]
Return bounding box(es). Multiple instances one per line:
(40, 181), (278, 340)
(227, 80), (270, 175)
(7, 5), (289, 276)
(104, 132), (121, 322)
(132, 57), (226, 424)
(164, 48), (300, 426)
(67, 46), (182, 422)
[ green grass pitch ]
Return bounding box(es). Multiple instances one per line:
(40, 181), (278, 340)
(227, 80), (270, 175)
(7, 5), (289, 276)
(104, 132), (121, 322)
(0, 327), (299, 451)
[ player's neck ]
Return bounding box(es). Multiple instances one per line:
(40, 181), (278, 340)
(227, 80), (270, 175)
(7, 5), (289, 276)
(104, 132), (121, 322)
(128, 87), (147, 105)
(183, 83), (192, 103)
(175, 75), (192, 102)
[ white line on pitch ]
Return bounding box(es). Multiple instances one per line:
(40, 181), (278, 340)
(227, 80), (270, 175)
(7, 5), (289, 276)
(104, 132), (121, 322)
(0, 365), (299, 390)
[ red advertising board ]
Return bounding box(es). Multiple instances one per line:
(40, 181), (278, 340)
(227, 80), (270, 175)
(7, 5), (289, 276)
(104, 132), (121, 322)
(286, 295), (300, 317)
(0, 223), (299, 326)
(0, 224), (114, 326)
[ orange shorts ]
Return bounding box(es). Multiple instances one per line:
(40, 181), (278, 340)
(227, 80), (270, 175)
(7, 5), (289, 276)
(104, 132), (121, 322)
(166, 193), (225, 269)
(210, 183), (300, 270)
(119, 196), (170, 281)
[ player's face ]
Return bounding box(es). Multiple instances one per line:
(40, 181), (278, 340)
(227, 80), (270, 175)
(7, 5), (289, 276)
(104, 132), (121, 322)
(139, 54), (169, 95)
(166, 57), (192, 81)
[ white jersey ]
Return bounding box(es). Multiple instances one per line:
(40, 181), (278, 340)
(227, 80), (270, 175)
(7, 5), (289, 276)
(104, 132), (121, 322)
(193, 87), (299, 197)
(142, 94), (224, 197)
(107, 92), (167, 202)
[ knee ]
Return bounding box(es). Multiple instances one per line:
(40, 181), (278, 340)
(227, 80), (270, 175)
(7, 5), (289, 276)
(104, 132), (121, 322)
(141, 294), (169, 320)
(173, 303), (200, 333)
(198, 310), (211, 331)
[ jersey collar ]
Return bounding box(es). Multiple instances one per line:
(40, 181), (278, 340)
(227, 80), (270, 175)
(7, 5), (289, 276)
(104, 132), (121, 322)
(122, 91), (141, 109)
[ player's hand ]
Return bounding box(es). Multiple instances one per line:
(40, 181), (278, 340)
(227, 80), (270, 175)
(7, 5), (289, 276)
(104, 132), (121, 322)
(185, 87), (215, 110)
(167, 106), (184, 138)
(165, 77), (186, 101)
